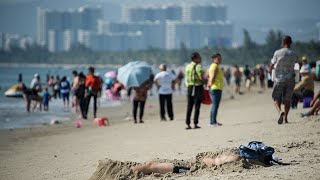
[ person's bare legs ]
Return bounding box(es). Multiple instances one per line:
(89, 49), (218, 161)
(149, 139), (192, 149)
(274, 101), (282, 113)
(202, 155), (241, 166)
(283, 100), (290, 123)
(130, 162), (174, 175)
(274, 100), (285, 124)
(305, 99), (320, 115)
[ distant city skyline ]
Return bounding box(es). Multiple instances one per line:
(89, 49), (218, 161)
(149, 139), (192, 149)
(35, 4), (233, 52)
(0, 0), (319, 45)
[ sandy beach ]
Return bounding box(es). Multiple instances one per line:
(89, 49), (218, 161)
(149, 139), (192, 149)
(1, 85), (320, 180)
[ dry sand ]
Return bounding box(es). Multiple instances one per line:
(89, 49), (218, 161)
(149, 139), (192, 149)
(1, 85), (320, 180)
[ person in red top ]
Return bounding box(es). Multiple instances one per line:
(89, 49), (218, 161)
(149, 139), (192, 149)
(132, 82), (150, 123)
(84, 66), (101, 119)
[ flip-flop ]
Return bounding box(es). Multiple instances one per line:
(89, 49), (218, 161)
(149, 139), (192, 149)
(278, 112), (285, 124)
(300, 113), (311, 118)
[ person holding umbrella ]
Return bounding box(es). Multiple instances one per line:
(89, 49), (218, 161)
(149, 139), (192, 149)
(154, 64), (176, 121)
(132, 81), (150, 123)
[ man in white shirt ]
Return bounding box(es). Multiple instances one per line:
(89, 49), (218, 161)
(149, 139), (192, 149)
(269, 36), (298, 124)
(154, 64), (176, 121)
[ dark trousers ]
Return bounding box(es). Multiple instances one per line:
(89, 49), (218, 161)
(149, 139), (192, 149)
(84, 94), (97, 118)
(291, 90), (314, 108)
(53, 90), (61, 99)
(186, 85), (203, 125)
(133, 100), (146, 121)
(78, 95), (86, 119)
(159, 94), (174, 120)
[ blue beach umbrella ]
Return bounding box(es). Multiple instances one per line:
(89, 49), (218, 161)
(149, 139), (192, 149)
(117, 61), (152, 88)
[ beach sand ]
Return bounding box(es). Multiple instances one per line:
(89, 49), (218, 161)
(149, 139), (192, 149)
(0, 85), (320, 180)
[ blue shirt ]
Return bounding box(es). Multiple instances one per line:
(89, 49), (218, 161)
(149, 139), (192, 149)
(43, 92), (50, 104)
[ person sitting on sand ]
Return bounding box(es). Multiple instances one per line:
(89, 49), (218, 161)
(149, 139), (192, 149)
(301, 90), (320, 117)
(291, 66), (314, 109)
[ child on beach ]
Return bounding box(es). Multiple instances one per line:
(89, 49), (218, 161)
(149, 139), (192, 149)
(43, 87), (51, 111)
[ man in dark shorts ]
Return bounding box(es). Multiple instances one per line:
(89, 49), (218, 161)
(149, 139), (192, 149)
(269, 36), (298, 124)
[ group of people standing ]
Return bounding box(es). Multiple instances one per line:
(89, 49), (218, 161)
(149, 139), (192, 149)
(131, 64), (176, 124)
(184, 52), (224, 129)
(19, 67), (102, 120)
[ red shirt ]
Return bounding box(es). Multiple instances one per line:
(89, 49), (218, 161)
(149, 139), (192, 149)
(85, 75), (101, 92)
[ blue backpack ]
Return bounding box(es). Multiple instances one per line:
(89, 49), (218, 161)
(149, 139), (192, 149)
(239, 141), (275, 165)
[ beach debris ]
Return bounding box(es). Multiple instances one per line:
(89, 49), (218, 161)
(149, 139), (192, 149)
(50, 120), (60, 125)
(93, 117), (109, 127)
(74, 119), (82, 128)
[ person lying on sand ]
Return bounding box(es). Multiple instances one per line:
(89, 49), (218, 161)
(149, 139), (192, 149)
(130, 154), (241, 175)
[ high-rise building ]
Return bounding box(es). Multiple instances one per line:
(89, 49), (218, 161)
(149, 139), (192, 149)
(37, 4), (232, 52)
(63, 29), (77, 51)
(121, 5), (182, 22)
(48, 30), (63, 52)
(78, 30), (143, 51)
(37, 7), (46, 46)
(37, 6), (103, 52)
(191, 4), (227, 22)
(165, 20), (232, 49)
(98, 20), (165, 49)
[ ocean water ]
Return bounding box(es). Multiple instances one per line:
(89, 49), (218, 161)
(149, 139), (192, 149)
(0, 66), (115, 129)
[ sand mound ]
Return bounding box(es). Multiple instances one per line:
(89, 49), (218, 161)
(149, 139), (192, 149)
(89, 159), (142, 180)
(89, 148), (265, 180)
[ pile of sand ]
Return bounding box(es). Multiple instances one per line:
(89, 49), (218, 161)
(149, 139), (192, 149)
(89, 148), (264, 180)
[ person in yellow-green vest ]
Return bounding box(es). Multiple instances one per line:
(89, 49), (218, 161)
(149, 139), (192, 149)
(207, 53), (224, 127)
(184, 52), (205, 130)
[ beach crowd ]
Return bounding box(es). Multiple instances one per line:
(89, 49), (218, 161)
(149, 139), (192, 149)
(16, 35), (320, 129)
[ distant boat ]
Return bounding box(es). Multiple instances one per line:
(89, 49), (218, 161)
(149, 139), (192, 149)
(4, 84), (23, 98)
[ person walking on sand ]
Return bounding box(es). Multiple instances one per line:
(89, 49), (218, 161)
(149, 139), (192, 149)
(185, 52), (205, 129)
(132, 82), (150, 124)
(269, 36), (298, 124)
(208, 53), (224, 127)
(233, 65), (242, 95)
(244, 65), (252, 91)
(154, 64), (176, 121)
(84, 67), (102, 119)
